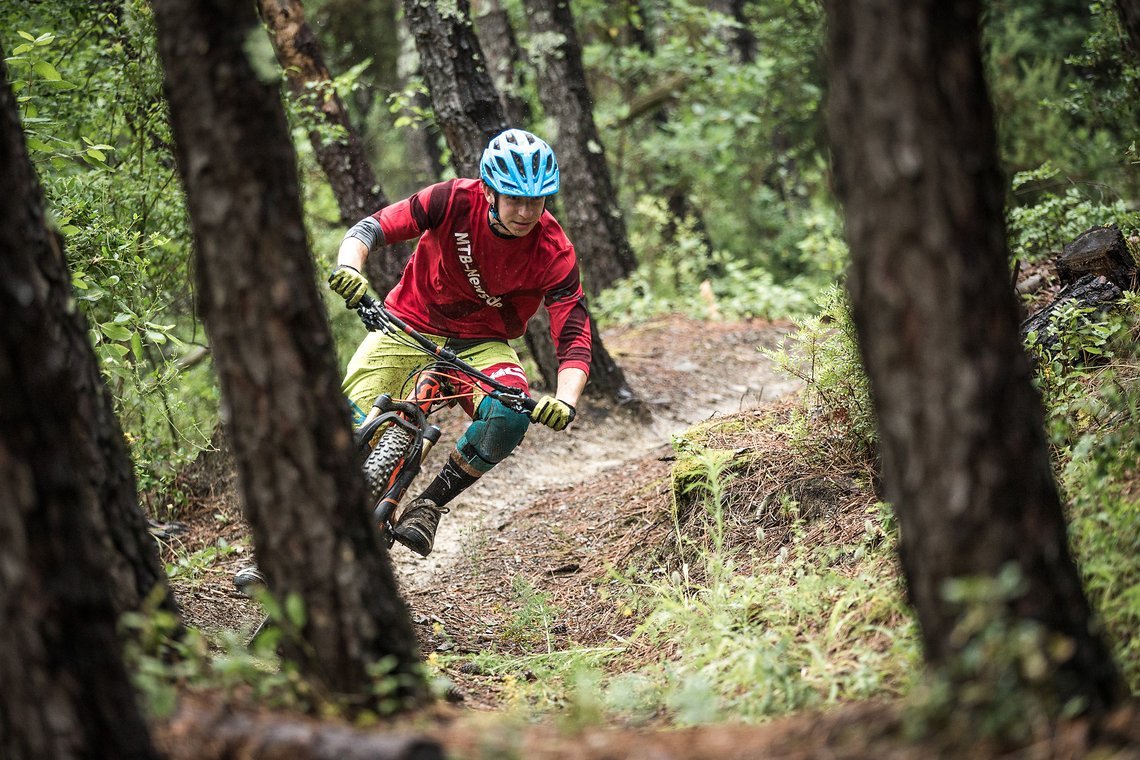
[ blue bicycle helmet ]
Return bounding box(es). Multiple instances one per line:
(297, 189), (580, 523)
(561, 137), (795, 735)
(480, 129), (560, 197)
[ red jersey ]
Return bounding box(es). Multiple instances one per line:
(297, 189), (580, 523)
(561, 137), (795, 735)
(373, 178), (592, 376)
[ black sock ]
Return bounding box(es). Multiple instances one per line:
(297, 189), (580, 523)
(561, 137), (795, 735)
(419, 452), (480, 507)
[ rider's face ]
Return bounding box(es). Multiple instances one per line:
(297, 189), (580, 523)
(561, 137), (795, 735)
(485, 185), (546, 236)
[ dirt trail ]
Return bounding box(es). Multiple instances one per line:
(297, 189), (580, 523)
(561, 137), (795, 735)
(384, 316), (801, 595)
(169, 315), (801, 640)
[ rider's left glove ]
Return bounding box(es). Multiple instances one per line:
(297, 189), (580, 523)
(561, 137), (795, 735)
(530, 396), (576, 431)
(327, 264), (369, 307)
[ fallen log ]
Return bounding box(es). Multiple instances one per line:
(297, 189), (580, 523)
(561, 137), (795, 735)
(156, 698), (444, 760)
(1021, 274), (1123, 353)
(1019, 224), (1137, 353)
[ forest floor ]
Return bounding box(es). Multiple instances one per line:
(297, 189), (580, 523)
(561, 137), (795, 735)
(163, 313), (803, 658)
(155, 311), (1140, 759)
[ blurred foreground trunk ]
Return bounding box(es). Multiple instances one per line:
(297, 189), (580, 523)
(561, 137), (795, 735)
(825, 0), (1123, 716)
(0, 51), (160, 760)
(153, 0), (427, 708)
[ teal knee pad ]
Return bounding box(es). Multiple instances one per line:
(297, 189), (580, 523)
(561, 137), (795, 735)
(456, 397), (530, 473)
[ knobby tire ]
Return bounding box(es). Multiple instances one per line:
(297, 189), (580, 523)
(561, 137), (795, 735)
(363, 425), (414, 505)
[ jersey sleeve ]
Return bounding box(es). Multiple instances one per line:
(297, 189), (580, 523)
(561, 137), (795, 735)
(372, 180), (456, 244)
(544, 248), (593, 376)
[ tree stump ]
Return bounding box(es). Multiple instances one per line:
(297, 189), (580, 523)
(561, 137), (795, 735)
(1055, 224), (1137, 290)
(1020, 224), (1137, 353)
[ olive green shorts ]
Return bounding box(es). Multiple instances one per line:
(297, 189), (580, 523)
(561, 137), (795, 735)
(341, 329), (529, 425)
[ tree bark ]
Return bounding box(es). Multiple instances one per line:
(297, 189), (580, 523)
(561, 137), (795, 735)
(473, 0), (533, 127)
(257, 0), (408, 296)
(0, 53), (160, 760)
(152, 0), (426, 707)
(824, 0), (1123, 715)
(403, 0), (636, 402)
(523, 0), (638, 294)
(402, 0), (507, 176)
(710, 0), (758, 63)
(1116, 0), (1140, 61)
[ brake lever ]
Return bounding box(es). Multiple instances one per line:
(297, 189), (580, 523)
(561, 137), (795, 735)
(494, 390), (537, 415)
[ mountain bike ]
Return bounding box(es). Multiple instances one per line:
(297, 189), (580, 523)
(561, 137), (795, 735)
(351, 293), (537, 546)
(238, 294), (537, 638)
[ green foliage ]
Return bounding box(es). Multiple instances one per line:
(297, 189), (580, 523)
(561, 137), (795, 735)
(566, 0), (837, 285)
(593, 196), (817, 325)
(1007, 163), (1137, 260)
(765, 286), (877, 468)
(1029, 292), (1140, 691)
(1065, 428), (1140, 691)
(1026, 297), (1134, 450)
(164, 538), (240, 587)
(500, 575), (563, 651)
(124, 587), (429, 720)
(908, 565), (1088, 745)
(985, 1), (1138, 196)
(4, 2), (213, 489)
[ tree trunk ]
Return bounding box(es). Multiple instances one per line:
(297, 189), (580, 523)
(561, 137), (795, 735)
(403, 0), (636, 403)
(402, 0), (506, 176)
(474, 0), (533, 127)
(1116, 0), (1140, 61)
(152, 0), (427, 707)
(523, 0), (638, 294)
(824, 0), (1123, 715)
(710, 0), (758, 63)
(257, 0), (408, 296)
(0, 53), (160, 760)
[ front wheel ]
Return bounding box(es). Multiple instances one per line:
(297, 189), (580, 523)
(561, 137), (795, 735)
(362, 426), (414, 506)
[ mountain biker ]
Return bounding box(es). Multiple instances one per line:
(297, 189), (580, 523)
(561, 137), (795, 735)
(326, 128), (592, 557)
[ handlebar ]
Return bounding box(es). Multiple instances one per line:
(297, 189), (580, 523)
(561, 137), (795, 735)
(353, 295), (537, 414)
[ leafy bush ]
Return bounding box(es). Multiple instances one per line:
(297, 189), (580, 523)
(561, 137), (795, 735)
(1029, 292), (1140, 691)
(5, 4), (213, 488)
(765, 286), (876, 469)
(593, 196), (817, 325)
(1007, 163), (1137, 261)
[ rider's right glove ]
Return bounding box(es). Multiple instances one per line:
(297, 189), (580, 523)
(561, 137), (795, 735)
(530, 396), (576, 431)
(327, 264), (370, 307)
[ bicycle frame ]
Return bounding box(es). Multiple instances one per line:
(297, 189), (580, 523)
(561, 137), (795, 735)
(351, 294), (537, 538)
(355, 294), (537, 416)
